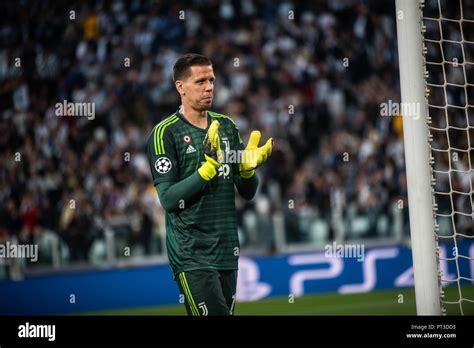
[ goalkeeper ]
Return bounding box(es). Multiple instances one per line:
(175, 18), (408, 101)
(146, 53), (272, 316)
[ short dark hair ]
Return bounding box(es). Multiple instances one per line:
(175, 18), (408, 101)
(173, 53), (212, 82)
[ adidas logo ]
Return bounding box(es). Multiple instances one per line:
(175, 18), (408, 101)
(186, 145), (197, 154)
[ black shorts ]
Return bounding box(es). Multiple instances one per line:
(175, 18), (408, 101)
(176, 269), (237, 316)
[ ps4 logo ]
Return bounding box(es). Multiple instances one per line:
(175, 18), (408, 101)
(236, 244), (470, 301)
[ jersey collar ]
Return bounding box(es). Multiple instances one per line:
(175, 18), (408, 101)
(176, 109), (213, 133)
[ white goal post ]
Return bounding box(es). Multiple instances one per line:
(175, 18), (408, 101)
(396, 0), (474, 316)
(395, 0), (442, 315)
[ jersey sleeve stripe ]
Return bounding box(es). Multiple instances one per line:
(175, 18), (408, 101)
(158, 116), (180, 155)
(179, 272), (199, 316)
(153, 125), (159, 155)
(153, 114), (178, 155)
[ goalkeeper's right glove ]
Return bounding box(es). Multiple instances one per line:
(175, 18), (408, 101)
(198, 120), (223, 181)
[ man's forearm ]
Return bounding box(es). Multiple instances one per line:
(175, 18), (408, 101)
(234, 174), (259, 200)
(156, 172), (208, 212)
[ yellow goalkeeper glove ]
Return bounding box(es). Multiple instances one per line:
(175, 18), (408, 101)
(198, 120), (223, 181)
(240, 130), (273, 178)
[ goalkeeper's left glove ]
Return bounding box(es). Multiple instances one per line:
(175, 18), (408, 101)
(198, 120), (223, 181)
(240, 130), (273, 178)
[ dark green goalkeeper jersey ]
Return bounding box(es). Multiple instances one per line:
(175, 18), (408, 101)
(146, 110), (257, 278)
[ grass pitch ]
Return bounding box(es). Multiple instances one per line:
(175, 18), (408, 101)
(82, 285), (474, 316)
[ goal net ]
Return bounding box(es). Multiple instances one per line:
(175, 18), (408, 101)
(421, 0), (474, 315)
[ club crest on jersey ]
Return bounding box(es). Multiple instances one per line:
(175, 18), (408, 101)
(155, 157), (172, 174)
(183, 135), (192, 143)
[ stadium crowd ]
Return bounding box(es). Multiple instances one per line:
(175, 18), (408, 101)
(0, 0), (471, 265)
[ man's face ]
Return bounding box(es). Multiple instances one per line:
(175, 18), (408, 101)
(176, 65), (215, 111)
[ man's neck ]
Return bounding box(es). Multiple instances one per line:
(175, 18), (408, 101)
(181, 105), (208, 129)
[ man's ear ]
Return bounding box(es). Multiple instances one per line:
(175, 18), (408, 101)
(175, 80), (185, 96)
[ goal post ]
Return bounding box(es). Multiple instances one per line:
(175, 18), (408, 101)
(395, 0), (442, 315)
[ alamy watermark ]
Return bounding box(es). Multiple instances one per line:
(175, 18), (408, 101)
(380, 100), (420, 120)
(55, 100), (95, 120)
(18, 322), (55, 341)
(325, 241), (365, 262)
(221, 149), (256, 164)
(0, 241), (38, 262)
